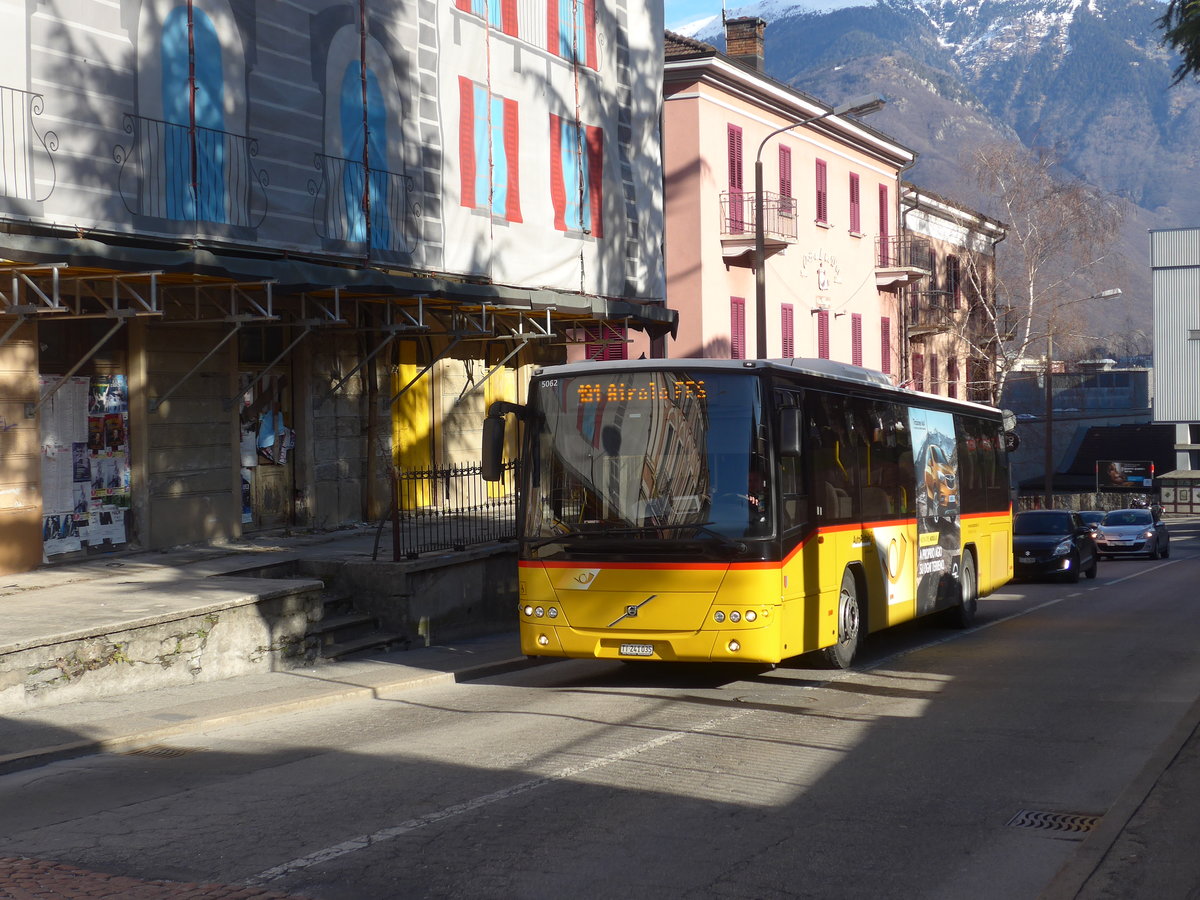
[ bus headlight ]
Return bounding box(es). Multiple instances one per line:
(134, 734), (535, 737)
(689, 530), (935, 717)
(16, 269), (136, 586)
(729, 611), (741, 623)
(523, 605), (534, 617)
(728, 640), (741, 653)
(713, 611), (726, 623)
(538, 634), (550, 646)
(535, 606), (544, 617)
(548, 607), (559, 619)
(745, 610), (757, 622)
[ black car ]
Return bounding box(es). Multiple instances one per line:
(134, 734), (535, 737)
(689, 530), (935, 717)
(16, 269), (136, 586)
(1012, 509), (1100, 583)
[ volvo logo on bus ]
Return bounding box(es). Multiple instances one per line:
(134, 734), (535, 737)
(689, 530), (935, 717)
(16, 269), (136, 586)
(609, 594), (657, 627)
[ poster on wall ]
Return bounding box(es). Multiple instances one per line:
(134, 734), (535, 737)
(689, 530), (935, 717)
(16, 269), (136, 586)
(39, 374), (131, 556)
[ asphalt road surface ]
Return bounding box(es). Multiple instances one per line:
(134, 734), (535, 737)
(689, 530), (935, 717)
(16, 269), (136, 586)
(2, 523), (1199, 900)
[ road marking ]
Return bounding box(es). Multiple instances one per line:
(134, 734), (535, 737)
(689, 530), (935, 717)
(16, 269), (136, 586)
(245, 708), (752, 885)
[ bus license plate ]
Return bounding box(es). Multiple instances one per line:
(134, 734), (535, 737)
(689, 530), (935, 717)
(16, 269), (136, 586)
(620, 643), (654, 657)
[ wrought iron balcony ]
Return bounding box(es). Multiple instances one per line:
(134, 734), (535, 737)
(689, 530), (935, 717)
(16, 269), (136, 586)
(718, 190), (796, 267)
(876, 235), (932, 289)
(719, 190), (797, 241)
(115, 114), (268, 229)
(908, 290), (954, 337)
(309, 153), (418, 256)
(0, 85), (57, 203)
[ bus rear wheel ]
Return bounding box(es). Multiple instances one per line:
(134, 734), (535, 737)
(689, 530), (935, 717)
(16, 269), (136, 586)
(947, 553), (977, 629)
(821, 569), (862, 669)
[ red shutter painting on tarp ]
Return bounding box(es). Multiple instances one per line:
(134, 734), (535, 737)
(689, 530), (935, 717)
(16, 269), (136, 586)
(586, 124), (603, 237)
(549, 113), (565, 230)
(458, 77), (475, 209)
(503, 97), (521, 222)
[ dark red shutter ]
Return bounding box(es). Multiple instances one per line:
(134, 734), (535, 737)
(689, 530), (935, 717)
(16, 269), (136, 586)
(880, 316), (891, 375)
(815, 159), (828, 223)
(849, 173), (860, 233)
(852, 313), (862, 367)
(502, 0), (518, 34)
(878, 183), (890, 264)
(817, 309), (830, 359)
(730, 297), (746, 359)
(781, 304), (794, 357)
(584, 0), (597, 68)
(728, 124), (743, 233)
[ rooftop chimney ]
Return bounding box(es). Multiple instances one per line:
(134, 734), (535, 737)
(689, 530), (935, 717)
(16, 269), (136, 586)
(724, 16), (766, 71)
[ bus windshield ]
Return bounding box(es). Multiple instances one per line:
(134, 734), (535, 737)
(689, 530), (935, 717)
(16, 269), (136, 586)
(524, 370), (770, 548)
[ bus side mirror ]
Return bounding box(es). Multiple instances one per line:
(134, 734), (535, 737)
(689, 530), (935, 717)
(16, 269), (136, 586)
(482, 415), (506, 482)
(780, 408), (803, 458)
(482, 400), (526, 482)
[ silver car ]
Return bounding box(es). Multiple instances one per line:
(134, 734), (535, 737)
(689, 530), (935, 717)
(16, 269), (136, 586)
(1094, 508), (1170, 560)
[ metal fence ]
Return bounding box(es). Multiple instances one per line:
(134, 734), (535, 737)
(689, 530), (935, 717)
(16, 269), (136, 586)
(389, 459), (521, 560)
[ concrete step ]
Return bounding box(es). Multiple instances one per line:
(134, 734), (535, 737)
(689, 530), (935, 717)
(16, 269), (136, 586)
(320, 631), (409, 660)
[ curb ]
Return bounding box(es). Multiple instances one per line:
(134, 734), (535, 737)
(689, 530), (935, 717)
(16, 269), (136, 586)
(0, 653), (545, 777)
(1039, 691), (1200, 899)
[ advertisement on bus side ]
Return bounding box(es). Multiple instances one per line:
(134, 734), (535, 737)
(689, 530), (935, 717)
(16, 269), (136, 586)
(909, 408), (961, 614)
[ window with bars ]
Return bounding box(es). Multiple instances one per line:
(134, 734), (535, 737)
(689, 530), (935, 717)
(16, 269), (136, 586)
(851, 313), (862, 367)
(947, 255), (961, 308)
(782, 303), (794, 357)
(731, 296), (746, 359)
(815, 159), (828, 224)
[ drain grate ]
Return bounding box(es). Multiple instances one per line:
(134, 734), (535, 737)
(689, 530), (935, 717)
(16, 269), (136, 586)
(1007, 809), (1101, 837)
(122, 745), (201, 759)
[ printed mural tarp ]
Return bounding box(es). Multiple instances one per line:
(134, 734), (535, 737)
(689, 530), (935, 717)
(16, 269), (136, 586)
(2, 0), (665, 301)
(909, 407), (961, 615)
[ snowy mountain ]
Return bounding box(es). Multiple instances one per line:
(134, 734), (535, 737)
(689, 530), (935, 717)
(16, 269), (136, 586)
(684, 0), (1200, 334)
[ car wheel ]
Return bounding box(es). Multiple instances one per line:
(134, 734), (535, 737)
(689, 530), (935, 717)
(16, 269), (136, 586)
(1064, 551), (1081, 583)
(1148, 541), (1160, 560)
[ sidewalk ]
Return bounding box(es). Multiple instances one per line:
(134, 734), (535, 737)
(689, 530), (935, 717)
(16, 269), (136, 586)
(2, 530), (1199, 898)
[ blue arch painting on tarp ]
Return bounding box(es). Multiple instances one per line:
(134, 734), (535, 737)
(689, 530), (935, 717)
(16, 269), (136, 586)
(340, 62), (392, 249)
(162, 5), (227, 223)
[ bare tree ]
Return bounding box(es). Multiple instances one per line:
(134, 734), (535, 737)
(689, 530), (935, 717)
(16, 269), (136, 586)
(953, 141), (1127, 403)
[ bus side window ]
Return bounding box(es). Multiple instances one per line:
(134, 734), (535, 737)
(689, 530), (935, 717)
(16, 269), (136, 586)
(810, 393), (854, 521)
(775, 390), (807, 531)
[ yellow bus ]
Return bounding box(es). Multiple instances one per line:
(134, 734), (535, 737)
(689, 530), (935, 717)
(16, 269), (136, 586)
(483, 358), (1014, 668)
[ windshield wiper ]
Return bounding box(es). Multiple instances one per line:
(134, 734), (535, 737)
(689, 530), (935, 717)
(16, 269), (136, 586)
(603, 522), (750, 555)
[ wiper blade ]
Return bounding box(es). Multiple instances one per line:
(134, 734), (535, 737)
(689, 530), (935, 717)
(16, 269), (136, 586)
(604, 522), (749, 555)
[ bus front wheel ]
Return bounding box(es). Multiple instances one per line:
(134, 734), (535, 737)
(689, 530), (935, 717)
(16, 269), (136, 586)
(821, 569), (862, 669)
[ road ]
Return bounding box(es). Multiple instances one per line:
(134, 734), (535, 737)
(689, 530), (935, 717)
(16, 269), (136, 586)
(2, 522), (1199, 900)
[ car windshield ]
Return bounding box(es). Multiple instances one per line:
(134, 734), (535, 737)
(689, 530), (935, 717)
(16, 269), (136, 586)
(1103, 510), (1152, 526)
(1014, 512), (1074, 536)
(1079, 511), (1104, 525)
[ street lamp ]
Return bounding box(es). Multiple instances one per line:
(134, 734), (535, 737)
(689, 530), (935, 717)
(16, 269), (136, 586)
(1042, 288), (1122, 507)
(754, 94), (886, 359)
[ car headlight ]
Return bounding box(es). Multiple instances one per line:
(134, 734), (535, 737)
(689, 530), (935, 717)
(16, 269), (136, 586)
(1053, 539), (1073, 556)
(1141, 530), (1155, 540)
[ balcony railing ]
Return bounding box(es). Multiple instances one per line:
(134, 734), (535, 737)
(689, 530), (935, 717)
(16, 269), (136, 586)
(0, 85), (57, 202)
(877, 234), (932, 269)
(309, 153), (418, 255)
(115, 114), (268, 228)
(719, 191), (797, 242)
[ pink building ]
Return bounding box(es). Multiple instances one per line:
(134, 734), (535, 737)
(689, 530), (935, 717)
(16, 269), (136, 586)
(663, 20), (924, 373)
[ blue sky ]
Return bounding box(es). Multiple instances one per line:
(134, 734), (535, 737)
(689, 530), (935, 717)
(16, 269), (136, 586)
(664, 0), (725, 33)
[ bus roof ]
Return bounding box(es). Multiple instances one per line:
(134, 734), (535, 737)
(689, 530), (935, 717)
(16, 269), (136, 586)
(532, 357), (1006, 419)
